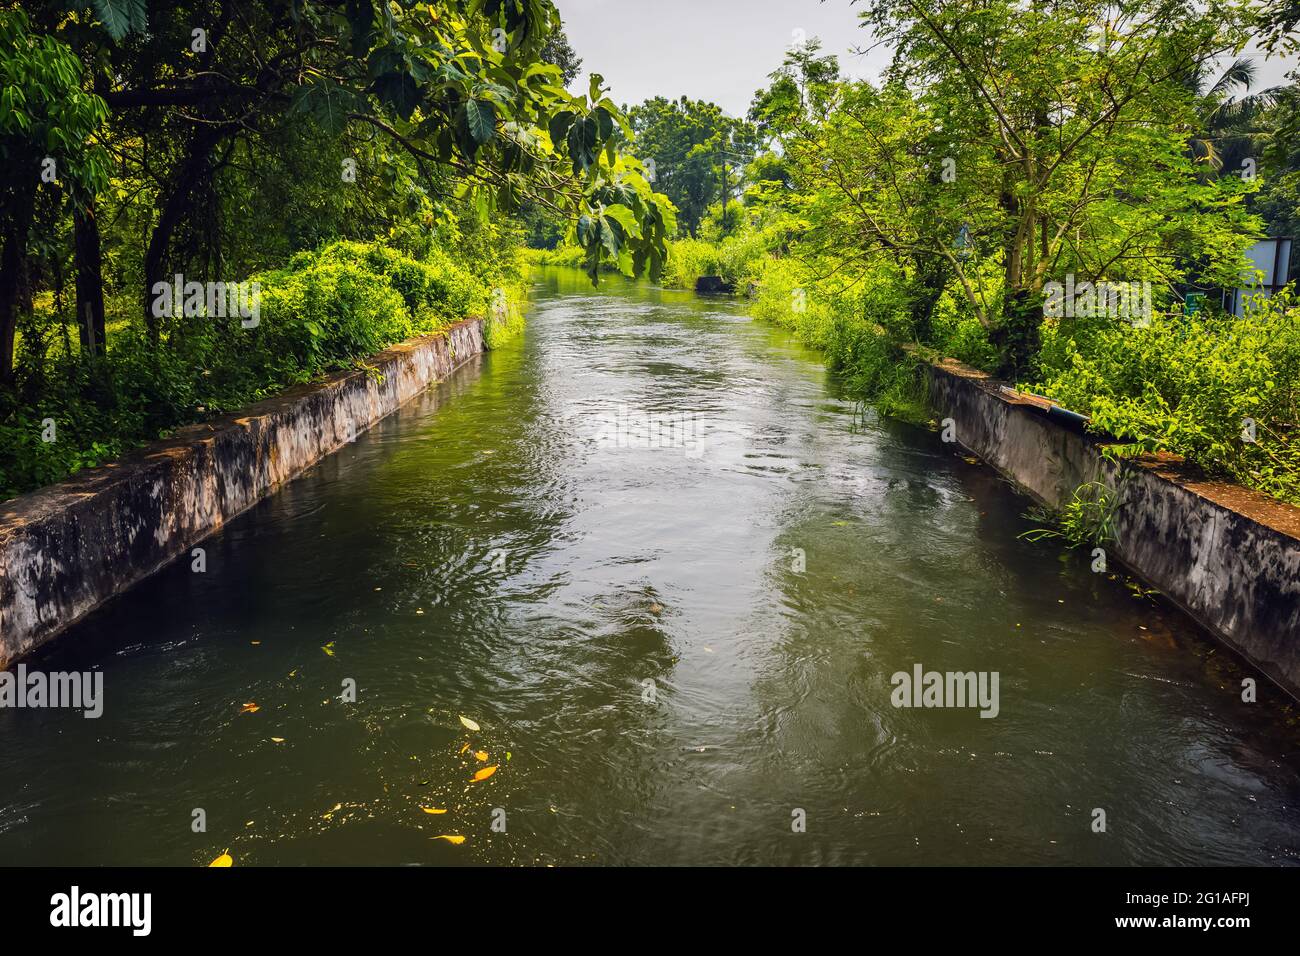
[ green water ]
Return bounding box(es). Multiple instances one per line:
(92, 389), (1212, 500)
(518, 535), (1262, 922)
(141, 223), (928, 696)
(1, 267), (1296, 866)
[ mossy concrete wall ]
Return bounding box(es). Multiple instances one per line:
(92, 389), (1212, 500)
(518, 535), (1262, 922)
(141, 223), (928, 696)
(925, 358), (1300, 701)
(0, 318), (485, 667)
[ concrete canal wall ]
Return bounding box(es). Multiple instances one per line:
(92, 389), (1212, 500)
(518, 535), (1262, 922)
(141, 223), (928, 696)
(925, 358), (1300, 702)
(0, 318), (486, 667)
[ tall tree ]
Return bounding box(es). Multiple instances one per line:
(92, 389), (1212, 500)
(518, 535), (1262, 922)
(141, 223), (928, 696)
(628, 96), (758, 237)
(804, 0), (1263, 375)
(0, 8), (109, 384)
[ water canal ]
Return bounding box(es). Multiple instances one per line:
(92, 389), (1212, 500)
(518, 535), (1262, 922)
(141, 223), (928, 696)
(1, 266), (1296, 865)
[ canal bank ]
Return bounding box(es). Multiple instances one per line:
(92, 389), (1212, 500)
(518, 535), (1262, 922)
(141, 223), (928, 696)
(924, 357), (1300, 703)
(0, 318), (486, 668)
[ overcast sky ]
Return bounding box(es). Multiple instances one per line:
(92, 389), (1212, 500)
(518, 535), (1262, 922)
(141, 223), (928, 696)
(553, 0), (1298, 117)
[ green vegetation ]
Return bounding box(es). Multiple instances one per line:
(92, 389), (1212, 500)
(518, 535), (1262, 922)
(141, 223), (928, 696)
(530, 2), (1300, 505)
(0, 1), (676, 501)
(1020, 481), (1123, 548)
(0, 240), (522, 499)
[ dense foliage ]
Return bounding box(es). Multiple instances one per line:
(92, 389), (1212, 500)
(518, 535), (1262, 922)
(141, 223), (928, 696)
(0, 0), (675, 500)
(533, 1), (1299, 503)
(0, 239), (521, 498)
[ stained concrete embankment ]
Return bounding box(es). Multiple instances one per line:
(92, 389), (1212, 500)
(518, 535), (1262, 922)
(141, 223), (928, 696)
(0, 318), (485, 666)
(925, 358), (1300, 701)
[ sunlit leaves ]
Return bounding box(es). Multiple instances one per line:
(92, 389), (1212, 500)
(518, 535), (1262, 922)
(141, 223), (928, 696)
(603, 204), (641, 240)
(0, 9), (110, 195)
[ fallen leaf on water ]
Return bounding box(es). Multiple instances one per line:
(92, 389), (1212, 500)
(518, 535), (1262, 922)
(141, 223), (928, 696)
(471, 765), (498, 782)
(459, 742), (470, 754)
(505, 752), (512, 761)
(288, 669), (298, 678)
(209, 851), (233, 867)
(321, 643), (335, 657)
(433, 835), (465, 844)
(474, 751), (488, 762)
(649, 602), (663, 615)
(239, 702), (259, 714)
(250, 641), (261, 646)
(270, 737), (285, 743)
(459, 715), (480, 732)
(421, 807), (448, 815)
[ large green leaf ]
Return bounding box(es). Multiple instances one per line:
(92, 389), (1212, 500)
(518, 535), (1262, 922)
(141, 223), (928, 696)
(291, 80), (353, 136)
(567, 115), (598, 174)
(603, 204), (641, 239)
(93, 0), (147, 41)
(372, 71), (421, 120)
(464, 98), (496, 145)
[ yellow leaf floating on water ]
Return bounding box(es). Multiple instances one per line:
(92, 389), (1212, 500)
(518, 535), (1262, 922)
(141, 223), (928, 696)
(270, 737), (285, 743)
(209, 852), (233, 867)
(421, 807), (447, 815)
(433, 835), (465, 844)
(459, 742), (470, 755)
(239, 702), (259, 714)
(471, 765), (498, 782)
(474, 751), (489, 762)
(321, 642), (336, 657)
(459, 715), (480, 732)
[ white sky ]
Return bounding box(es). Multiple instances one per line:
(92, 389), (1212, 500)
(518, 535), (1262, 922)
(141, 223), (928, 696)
(553, 0), (1298, 117)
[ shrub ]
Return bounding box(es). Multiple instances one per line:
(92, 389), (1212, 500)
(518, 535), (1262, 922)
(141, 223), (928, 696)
(0, 240), (511, 501)
(1034, 293), (1300, 503)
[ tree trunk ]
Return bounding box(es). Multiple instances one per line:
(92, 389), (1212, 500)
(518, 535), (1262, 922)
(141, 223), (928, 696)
(0, 174), (38, 387)
(142, 125), (227, 341)
(991, 287), (1042, 381)
(74, 198), (107, 358)
(992, 183), (1043, 379)
(909, 253), (949, 344)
